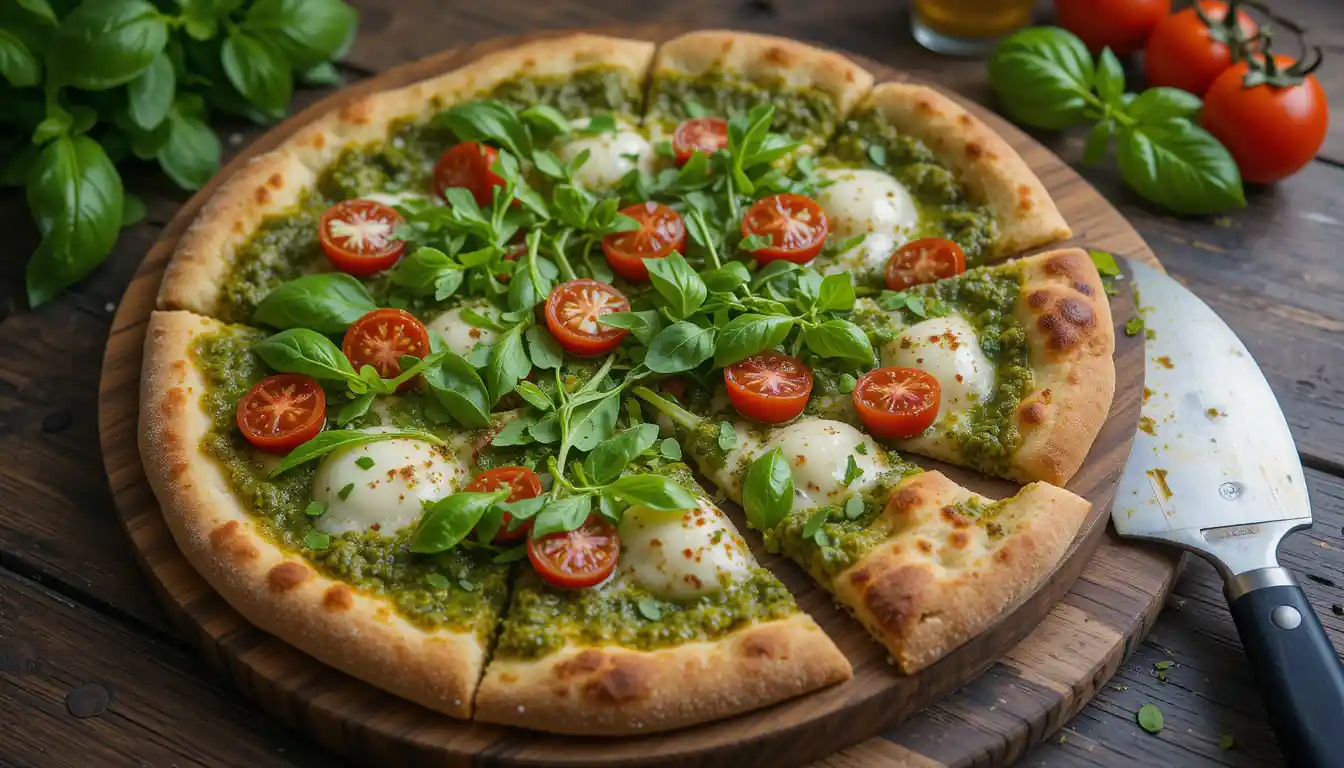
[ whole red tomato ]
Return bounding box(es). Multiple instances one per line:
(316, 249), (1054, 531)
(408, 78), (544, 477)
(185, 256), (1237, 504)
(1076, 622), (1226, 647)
(1145, 1), (1258, 95)
(1054, 0), (1171, 56)
(1202, 53), (1329, 184)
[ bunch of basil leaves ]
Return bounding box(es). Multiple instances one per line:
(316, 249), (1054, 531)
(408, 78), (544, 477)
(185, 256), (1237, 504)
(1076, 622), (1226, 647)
(989, 26), (1244, 215)
(0, 0), (357, 306)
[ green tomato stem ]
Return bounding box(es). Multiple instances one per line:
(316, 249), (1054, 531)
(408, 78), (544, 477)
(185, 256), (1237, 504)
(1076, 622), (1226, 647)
(631, 386), (702, 431)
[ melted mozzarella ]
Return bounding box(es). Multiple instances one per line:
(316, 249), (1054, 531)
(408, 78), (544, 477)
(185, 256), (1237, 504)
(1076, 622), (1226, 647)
(556, 118), (654, 190)
(815, 168), (919, 276)
(311, 427), (465, 535)
(617, 502), (753, 600)
(882, 315), (993, 423)
(427, 303), (501, 357)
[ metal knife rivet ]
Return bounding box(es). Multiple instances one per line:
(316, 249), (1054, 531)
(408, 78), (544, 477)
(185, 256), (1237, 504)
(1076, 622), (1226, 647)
(1219, 482), (1243, 501)
(1271, 605), (1302, 630)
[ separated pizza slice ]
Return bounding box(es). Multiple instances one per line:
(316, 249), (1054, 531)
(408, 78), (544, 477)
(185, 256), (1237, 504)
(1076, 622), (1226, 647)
(806, 81), (1071, 283)
(474, 465), (850, 735)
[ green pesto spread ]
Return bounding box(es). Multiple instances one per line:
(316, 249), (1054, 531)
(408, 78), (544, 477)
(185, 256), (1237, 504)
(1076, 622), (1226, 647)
(491, 67), (643, 120)
(216, 192), (328, 324)
(648, 72), (837, 141)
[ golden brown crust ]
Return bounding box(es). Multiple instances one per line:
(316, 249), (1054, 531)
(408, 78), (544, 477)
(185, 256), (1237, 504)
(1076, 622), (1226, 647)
(861, 82), (1070, 260)
(138, 310), (489, 718)
(474, 613), (851, 735)
(830, 472), (1089, 672)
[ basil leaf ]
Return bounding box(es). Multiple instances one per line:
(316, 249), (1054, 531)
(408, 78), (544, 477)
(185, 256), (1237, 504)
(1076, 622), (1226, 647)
(1083, 119), (1113, 166)
(484, 330), (531, 405)
(336, 391), (375, 425)
(987, 27), (1094, 130)
(803, 320), (875, 363)
(222, 32), (292, 114)
(422, 348), (492, 429)
(494, 545), (528, 563)
(843, 455), (864, 486)
(578, 114), (617, 134)
(388, 247), (463, 299)
(866, 144), (886, 167)
(245, 0), (355, 68)
(473, 505), (503, 544)
(743, 447), (793, 531)
(496, 496), (546, 522)
(410, 490), (509, 553)
(816, 273), (856, 312)
(597, 310), (663, 346)
(520, 104), (570, 136)
(437, 99), (529, 158)
(752, 260), (800, 290)
(254, 328), (360, 383)
(531, 149), (567, 179)
(531, 494), (592, 538)
(606, 474), (699, 512)
(1124, 87), (1203, 124)
(126, 51), (175, 130)
(524, 326), (564, 370)
(583, 423), (660, 485)
(15, 0), (57, 23)
(51, 0), (169, 90)
(24, 135), (122, 307)
(569, 393), (620, 452)
(514, 381), (553, 411)
(298, 61), (342, 87)
(714, 314), (793, 368)
(252, 273), (376, 333)
(1116, 119), (1245, 215)
(0, 31), (40, 87)
(528, 412), (561, 444)
(491, 416), (535, 447)
(270, 428), (444, 477)
(1094, 47), (1125, 106)
(646, 253), (706, 319)
(701, 261), (751, 293)
(645, 322), (716, 374)
(157, 98), (221, 190)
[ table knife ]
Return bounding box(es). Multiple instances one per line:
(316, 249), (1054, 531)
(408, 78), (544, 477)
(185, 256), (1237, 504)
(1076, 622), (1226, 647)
(1112, 259), (1344, 767)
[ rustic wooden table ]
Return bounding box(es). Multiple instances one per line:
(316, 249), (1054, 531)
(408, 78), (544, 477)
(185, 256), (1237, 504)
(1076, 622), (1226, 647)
(3, 1), (1342, 766)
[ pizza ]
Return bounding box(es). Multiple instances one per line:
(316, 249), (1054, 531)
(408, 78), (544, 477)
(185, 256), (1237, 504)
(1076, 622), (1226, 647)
(139, 31), (1115, 736)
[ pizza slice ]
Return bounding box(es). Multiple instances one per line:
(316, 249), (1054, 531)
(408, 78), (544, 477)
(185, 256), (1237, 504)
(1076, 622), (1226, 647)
(806, 82), (1071, 282)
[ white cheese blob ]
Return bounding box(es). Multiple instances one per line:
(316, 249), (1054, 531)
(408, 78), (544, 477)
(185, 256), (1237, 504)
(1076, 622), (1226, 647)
(556, 117), (654, 190)
(427, 302), (501, 357)
(617, 502), (754, 600)
(815, 168), (919, 276)
(882, 314), (994, 423)
(311, 427), (465, 535)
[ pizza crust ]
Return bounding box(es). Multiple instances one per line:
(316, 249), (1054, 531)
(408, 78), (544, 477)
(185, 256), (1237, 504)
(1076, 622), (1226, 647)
(138, 310), (493, 718)
(474, 613), (851, 735)
(829, 471), (1090, 673)
(861, 82), (1071, 260)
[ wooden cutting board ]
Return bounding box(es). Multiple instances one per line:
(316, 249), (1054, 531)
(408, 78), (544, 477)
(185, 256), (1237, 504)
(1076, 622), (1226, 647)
(97, 27), (1181, 768)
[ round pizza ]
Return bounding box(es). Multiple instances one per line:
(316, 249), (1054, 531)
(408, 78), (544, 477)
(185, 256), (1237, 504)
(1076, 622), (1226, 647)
(139, 31), (1115, 735)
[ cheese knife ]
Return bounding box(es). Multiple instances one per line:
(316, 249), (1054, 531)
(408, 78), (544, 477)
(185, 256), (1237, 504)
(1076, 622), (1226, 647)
(1112, 259), (1344, 767)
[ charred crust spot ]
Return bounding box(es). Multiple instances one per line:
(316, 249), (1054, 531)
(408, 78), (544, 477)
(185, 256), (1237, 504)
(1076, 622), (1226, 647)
(1039, 314), (1081, 351)
(1045, 252), (1086, 281)
(997, 547), (1013, 563)
(1058, 298), (1094, 327)
(1027, 290), (1051, 309)
(266, 173), (283, 189)
(885, 488), (923, 517)
(957, 113), (972, 127)
(499, 672), (518, 684)
(521, 56), (537, 70)
(764, 46), (793, 66)
(916, 98), (937, 115)
(169, 360), (187, 379)
(338, 99), (374, 126)
(267, 562), (311, 593)
(1074, 281), (1094, 296)
(253, 185), (271, 205)
(965, 141), (983, 160)
(585, 662), (652, 704)
(862, 565), (932, 633)
(312, 132), (325, 149)
(741, 628), (789, 660)
(916, 539), (933, 554)
(949, 531), (970, 549)
(161, 388), (187, 417)
(208, 521), (259, 561)
(939, 505), (972, 528)
(849, 568), (872, 588)
(1017, 184), (1035, 212)
(554, 650), (606, 679)
(323, 584), (354, 612)
(1020, 401), (1047, 425)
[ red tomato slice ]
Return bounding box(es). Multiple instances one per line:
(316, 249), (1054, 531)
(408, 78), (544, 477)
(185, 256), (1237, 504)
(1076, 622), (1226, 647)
(544, 279), (630, 357)
(527, 514), (620, 589)
(236, 373), (326, 453)
(341, 308), (431, 387)
(601, 202), (687, 281)
(318, 199), (407, 276)
(885, 238), (967, 290)
(741, 193), (829, 264)
(723, 352), (814, 424)
(853, 367), (941, 440)
(467, 466), (543, 543)
(433, 141), (506, 208)
(672, 117), (729, 166)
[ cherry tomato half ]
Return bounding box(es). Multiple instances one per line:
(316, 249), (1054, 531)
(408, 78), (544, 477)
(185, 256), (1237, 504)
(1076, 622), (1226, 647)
(601, 201), (687, 281)
(434, 141), (506, 208)
(741, 193), (829, 264)
(724, 352), (814, 424)
(527, 514), (620, 589)
(853, 367), (941, 440)
(886, 238), (967, 290)
(467, 466), (543, 543)
(318, 199), (407, 276)
(544, 279), (631, 357)
(672, 117), (729, 166)
(1145, 2), (1258, 97)
(342, 308), (431, 387)
(236, 373), (326, 453)
(1054, 0), (1171, 56)
(1202, 54), (1329, 184)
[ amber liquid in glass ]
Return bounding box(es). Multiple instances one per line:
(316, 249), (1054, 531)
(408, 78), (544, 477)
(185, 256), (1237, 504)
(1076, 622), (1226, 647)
(911, 0), (1033, 54)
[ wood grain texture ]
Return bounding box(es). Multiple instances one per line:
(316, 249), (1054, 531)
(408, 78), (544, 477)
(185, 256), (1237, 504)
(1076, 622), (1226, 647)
(96, 28), (1167, 768)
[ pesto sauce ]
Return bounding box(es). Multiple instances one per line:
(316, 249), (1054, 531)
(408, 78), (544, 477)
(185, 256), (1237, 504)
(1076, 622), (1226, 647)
(216, 192), (329, 324)
(648, 72), (837, 141)
(767, 468), (915, 578)
(491, 67), (643, 120)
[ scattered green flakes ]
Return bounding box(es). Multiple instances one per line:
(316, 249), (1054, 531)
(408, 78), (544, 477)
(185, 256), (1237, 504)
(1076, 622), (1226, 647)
(355, 456), (376, 470)
(660, 438), (683, 460)
(425, 573), (450, 590)
(717, 421), (737, 451)
(839, 373), (857, 394)
(637, 597), (662, 621)
(1125, 316), (1145, 337)
(1136, 703), (1164, 734)
(304, 500), (328, 518)
(1154, 660), (1173, 670)
(854, 441), (867, 455)
(842, 455), (863, 486)
(338, 482), (355, 500)
(303, 531), (330, 550)
(844, 496), (865, 520)
(1219, 733), (1235, 751)
(1089, 249), (1122, 277)
(803, 508), (829, 543)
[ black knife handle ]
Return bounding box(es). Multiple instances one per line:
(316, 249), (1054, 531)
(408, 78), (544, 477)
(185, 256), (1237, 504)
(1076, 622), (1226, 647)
(1228, 574), (1344, 767)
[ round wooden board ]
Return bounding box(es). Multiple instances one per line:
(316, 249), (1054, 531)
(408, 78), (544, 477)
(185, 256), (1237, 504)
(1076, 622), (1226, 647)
(98, 28), (1181, 768)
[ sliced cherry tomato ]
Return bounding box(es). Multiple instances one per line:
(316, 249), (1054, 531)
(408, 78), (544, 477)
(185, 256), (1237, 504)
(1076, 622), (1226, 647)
(544, 279), (630, 357)
(1054, 0), (1171, 56)
(853, 367), (941, 440)
(1202, 53), (1329, 184)
(467, 466), (543, 543)
(601, 202), (687, 281)
(741, 193), (829, 264)
(236, 373), (326, 453)
(1145, 2), (1258, 97)
(672, 117), (729, 166)
(723, 352), (814, 424)
(527, 514), (620, 589)
(433, 141), (506, 207)
(886, 238), (967, 290)
(498, 242), (527, 283)
(342, 308), (430, 388)
(318, 199), (406, 276)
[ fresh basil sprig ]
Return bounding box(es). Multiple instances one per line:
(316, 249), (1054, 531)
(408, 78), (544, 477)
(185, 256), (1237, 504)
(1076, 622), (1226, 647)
(252, 273), (377, 333)
(743, 447), (795, 532)
(410, 489), (510, 554)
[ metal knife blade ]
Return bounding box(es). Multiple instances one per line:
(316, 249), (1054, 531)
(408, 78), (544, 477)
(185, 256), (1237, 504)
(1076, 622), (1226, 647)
(1111, 259), (1311, 578)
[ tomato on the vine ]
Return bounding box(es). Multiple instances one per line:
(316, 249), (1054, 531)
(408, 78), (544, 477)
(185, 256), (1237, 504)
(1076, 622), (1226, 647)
(544, 279), (631, 357)
(723, 352), (814, 424)
(1054, 0), (1171, 56)
(318, 199), (406, 276)
(236, 374), (326, 453)
(467, 466), (542, 544)
(1145, 1), (1258, 96)
(601, 201), (687, 281)
(528, 515), (620, 589)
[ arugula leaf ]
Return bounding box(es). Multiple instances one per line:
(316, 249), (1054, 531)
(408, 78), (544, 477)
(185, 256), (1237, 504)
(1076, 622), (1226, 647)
(528, 412), (561, 444)
(714, 314), (793, 368)
(514, 381), (553, 411)
(606, 474), (699, 512)
(519, 104), (570, 136)
(598, 310), (664, 346)
(568, 393), (621, 452)
(742, 447), (793, 531)
(645, 322), (716, 374)
(421, 345), (492, 429)
(269, 428), (444, 477)
(645, 253), (707, 319)
(410, 490), (509, 553)
(484, 328), (531, 405)
(387, 247), (463, 301)
(583, 423), (660, 485)
(254, 328), (361, 386)
(252, 273), (377, 333)
(531, 495), (593, 538)
(659, 437), (683, 460)
(491, 416), (536, 447)
(524, 326), (564, 370)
